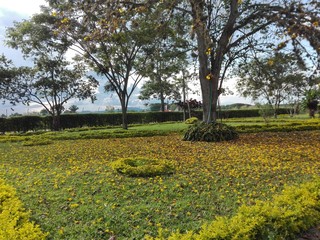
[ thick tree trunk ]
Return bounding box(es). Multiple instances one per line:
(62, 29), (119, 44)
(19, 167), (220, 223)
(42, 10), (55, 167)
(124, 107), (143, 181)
(191, 0), (217, 123)
(52, 114), (61, 131)
(190, 0), (238, 123)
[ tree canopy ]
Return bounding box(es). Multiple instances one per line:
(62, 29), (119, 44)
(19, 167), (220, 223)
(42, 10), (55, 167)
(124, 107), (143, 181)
(1, 0), (319, 128)
(4, 13), (98, 130)
(237, 52), (308, 115)
(184, 0), (320, 122)
(45, 0), (191, 129)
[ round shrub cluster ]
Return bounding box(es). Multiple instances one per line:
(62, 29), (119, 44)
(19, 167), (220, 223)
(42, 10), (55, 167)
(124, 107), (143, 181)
(185, 117), (199, 124)
(183, 121), (239, 142)
(111, 157), (175, 177)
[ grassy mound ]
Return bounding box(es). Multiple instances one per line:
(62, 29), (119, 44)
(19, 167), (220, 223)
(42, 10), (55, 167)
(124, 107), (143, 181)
(111, 157), (175, 177)
(183, 122), (239, 142)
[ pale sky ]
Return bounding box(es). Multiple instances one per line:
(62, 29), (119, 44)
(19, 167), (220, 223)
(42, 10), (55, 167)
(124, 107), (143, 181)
(0, 0), (251, 116)
(0, 0), (46, 16)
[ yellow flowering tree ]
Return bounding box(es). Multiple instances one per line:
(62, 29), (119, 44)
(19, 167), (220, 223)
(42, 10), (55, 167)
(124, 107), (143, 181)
(182, 0), (320, 123)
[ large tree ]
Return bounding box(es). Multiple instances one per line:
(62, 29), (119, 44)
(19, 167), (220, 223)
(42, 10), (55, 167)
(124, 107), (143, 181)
(138, 44), (185, 112)
(0, 55), (16, 102)
(175, 0), (320, 122)
(46, 0), (182, 129)
(4, 13), (98, 130)
(138, 8), (191, 112)
(237, 52), (308, 116)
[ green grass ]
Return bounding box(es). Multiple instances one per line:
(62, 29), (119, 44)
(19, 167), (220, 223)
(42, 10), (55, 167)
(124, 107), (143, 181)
(0, 128), (320, 239)
(0, 116), (319, 144)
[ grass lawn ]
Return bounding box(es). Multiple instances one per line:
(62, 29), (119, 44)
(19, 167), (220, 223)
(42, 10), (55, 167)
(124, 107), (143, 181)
(0, 126), (320, 239)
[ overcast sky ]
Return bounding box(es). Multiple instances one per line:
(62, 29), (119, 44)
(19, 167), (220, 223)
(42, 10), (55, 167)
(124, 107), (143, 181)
(0, 1), (251, 116)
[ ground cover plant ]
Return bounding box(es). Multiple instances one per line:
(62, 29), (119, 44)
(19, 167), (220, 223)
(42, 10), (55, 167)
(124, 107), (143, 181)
(0, 129), (319, 239)
(111, 157), (175, 177)
(0, 179), (48, 239)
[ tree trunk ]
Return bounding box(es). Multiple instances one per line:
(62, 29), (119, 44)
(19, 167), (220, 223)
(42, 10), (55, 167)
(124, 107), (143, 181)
(52, 114), (61, 131)
(194, 23), (211, 122)
(160, 90), (165, 112)
(182, 72), (187, 121)
(120, 94), (128, 129)
(190, 0), (238, 123)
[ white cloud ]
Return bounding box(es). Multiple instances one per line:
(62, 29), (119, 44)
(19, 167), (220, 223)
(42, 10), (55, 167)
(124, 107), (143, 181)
(0, 0), (47, 17)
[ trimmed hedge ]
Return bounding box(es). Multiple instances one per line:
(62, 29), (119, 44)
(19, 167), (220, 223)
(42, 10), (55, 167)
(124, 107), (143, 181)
(0, 112), (185, 132)
(146, 178), (320, 240)
(111, 157), (175, 177)
(192, 108), (293, 119)
(0, 108), (296, 133)
(0, 179), (48, 239)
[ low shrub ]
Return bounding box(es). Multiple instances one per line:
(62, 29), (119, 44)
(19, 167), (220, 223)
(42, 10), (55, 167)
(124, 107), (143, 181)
(146, 178), (320, 240)
(22, 138), (53, 146)
(185, 117), (199, 124)
(111, 157), (175, 177)
(235, 121), (320, 133)
(183, 122), (239, 142)
(0, 179), (48, 239)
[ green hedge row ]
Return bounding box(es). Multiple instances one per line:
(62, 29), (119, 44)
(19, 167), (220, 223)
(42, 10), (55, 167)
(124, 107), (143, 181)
(0, 109), (293, 133)
(0, 112), (184, 132)
(192, 108), (292, 119)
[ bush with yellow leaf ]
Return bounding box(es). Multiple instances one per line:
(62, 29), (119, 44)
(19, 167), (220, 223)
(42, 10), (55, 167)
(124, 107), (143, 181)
(147, 178), (320, 239)
(0, 179), (47, 240)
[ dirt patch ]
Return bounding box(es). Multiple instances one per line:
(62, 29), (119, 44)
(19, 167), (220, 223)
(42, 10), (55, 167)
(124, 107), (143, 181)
(297, 225), (320, 240)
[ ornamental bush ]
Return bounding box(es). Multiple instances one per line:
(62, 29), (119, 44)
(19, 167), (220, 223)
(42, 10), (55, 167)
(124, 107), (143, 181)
(22, 137), (53, 146)
(146, 178), (320, 240)
(0, 179), (48, 240)
(111, 157), (175, 177)
(185, 117), (199, 124)
(183, 122), (239, 142)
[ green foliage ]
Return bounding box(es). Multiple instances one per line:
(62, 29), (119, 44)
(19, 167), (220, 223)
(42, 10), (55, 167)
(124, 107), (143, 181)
(185, 117), (198, 124)
(157, 178), (320, 240)
(0, 109), (300, 133)
(257, 103), (275, 123)
(192, 108), (293, 120)
(0, 131), (320, 239)
(3, 116), (45, 132)
(236, 120), (320, 133)
(237, 53), (308, 112)
(22, 138), (53, 146)
(4, 13), (99, 131)
(66, 105), (79, 113)
(111, 157), (175, 177)
(183, 122), (239, 142)
(0, 179), (47, 239)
